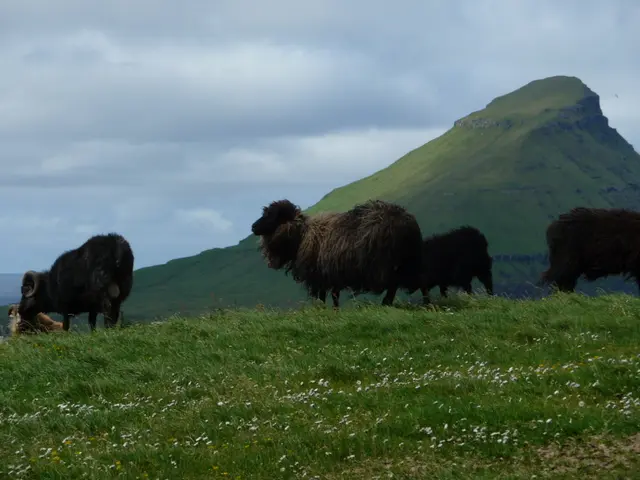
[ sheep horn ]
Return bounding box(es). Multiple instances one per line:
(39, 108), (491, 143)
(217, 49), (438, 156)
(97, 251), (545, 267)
(21, 270), (40, 298)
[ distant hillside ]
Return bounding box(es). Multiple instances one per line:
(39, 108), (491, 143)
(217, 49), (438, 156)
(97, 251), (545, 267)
(7, 75), (640, 321)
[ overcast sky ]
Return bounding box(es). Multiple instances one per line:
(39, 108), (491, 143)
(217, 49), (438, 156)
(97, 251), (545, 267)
(1, 0), (638, 273)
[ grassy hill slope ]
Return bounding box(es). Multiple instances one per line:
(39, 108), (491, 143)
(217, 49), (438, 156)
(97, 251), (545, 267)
(2, 295), (640, 478)
(119, 75), (640, 318)
(307, 75), (639, 251)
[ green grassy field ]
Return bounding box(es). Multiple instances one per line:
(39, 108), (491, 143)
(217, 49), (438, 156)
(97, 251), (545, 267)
(1, 294), (640, 479)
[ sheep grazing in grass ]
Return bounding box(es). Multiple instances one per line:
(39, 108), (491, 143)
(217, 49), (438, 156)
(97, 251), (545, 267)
(541, 207), (640, 292)
(18, 232), (135, 332)
(420, 225), (493, 304)
(7, 304), (64, 335)
(251, 198), (423, 308)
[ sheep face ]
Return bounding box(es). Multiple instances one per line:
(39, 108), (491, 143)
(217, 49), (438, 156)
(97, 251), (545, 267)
(251, 199), (303, 270)
(251, 199), (300, 235)
(17, 270), (47, 321)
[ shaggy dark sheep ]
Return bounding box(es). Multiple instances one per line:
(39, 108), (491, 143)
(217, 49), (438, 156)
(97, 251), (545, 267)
(540, 207), (640, 292)
(420, 225), (493, 303)
(251, 199), (423, 307)
(18, 233), (134, 332)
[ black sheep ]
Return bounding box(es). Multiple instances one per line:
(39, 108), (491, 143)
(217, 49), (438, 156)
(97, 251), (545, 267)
(251, 199), (423, 308)
(18, 233), (134, 331)
(541, 207), (640, 292)
(420, 225), (493, 304)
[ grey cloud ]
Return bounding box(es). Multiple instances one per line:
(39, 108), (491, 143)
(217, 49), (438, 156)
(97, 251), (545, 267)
(1, 42), (442, 144)
(0, 126), (445, 190)
(0, 0), (638, 272)
(5, 1), (635, 147)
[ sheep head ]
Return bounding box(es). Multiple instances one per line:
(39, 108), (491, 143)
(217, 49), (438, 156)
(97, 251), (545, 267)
(251, 199), (304, 270)
(18, 270), (46, 320)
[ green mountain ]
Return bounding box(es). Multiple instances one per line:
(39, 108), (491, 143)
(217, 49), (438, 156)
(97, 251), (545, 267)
(124, 75), (640, 318)
(9, 75), (640, 323)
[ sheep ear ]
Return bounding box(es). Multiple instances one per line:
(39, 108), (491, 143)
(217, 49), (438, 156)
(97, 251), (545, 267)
(107, 283), (120, 298)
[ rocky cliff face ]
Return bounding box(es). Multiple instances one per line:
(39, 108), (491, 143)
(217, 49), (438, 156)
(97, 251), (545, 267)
(452, 87), (635, 152)
(453, 117), (515, 129)
(541, 91), (606, 130)
(536, 92), (635, 151)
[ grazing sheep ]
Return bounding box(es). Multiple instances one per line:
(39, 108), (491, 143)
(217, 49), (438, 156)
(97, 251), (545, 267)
(540, 207), (640, 292)
(7, 304), (64, 335)
(420, 225), (493, 303)
(18, 232), (135, 332)
(251, 199), (423, 307)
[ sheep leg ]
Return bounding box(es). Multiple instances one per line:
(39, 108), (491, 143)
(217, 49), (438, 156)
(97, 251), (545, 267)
(421, 286), (431, 305)
(544, 260), (579, 293)
(381, 286), (397, 306)
(104, 301), (120, 328)
(477, 272), (494, 295)
(62, 313), (72, 332)
(88, 311), (98, 332)
(554, 273), (579, 292)
(331, 289), (340, 309)
(439, 285), (448, 298)
(317, 289), (327, 304)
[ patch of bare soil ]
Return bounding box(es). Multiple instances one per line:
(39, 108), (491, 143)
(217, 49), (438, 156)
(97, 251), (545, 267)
(320, 434), (640, 479)
(535, 433), (640, 478)
(321, 453), (511, 479)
